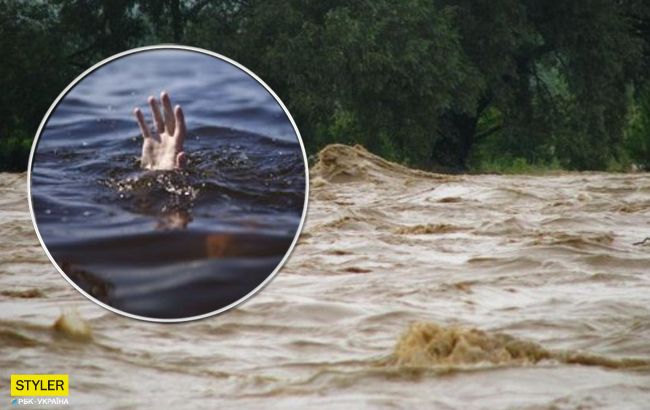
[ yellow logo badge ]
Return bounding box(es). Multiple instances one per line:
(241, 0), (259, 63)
(10, 375), (69, 397)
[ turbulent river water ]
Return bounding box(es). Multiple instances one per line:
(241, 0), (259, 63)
(2, 145), (650, 408)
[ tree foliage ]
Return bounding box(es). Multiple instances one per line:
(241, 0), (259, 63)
(1, 0), (650, 171)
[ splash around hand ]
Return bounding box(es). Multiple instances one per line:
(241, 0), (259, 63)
(133, 91), (186, 170)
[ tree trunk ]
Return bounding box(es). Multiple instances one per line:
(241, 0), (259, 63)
(431, 112), (478, 171)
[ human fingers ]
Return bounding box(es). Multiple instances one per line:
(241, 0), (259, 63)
(133, 108), (151, 139)
(161, 91), (175, 135)
(148, 96), (164, 134)
(173, 105), (186, 145)
(175, 151), (186, 169)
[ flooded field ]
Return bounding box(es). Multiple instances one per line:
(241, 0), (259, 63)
(2, 144), (650, 408)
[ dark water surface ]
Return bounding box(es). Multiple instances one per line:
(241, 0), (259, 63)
(30, 49), (306, 319)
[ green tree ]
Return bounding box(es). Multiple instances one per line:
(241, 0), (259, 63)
(0, 1), (70, 169)
(187, 0), (482, 166)
(2, 0), (650, 171)
(444, 0), (644, 169)
(187, 0), (648, 170)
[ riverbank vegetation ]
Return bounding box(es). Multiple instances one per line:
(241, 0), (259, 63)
(2, 0), (650, 172)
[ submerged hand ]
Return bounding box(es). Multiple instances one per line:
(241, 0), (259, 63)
(133, 91), (186, 170)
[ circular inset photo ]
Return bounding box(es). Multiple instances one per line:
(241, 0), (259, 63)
(29, 46), (308, 322)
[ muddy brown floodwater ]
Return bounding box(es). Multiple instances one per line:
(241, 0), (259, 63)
(2, 144), (650, 409)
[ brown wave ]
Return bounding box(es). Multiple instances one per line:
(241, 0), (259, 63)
(394, 223), (463, 235)
(527, 232), (615, 249)
(311, 144), (457, 184)
(437, 196), (463, 203)
(615, 201), (650, 213)
(0, 312), (93, 350)
(0, 327), (39, 348)
(313, 208), (395, 232)
(386, 322), (650, 370)
(0, 289), (45, 299)
(53, 310), (93, 340)
(315, 215), (372, 231)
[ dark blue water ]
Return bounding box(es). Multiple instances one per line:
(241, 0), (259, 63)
(30, 49), (306, 320)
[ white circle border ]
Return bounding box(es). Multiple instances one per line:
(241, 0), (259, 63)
(27, 44), (310, 323)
